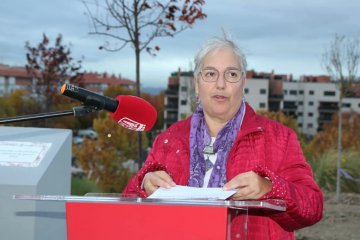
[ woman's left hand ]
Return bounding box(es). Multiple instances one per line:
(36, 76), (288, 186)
(223, 171), (272, 200)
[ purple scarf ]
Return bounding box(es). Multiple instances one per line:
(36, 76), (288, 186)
(188, 100), (245, 187)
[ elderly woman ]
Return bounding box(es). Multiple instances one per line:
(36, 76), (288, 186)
(123, 36), (323, 239)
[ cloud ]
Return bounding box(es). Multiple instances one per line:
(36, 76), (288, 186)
(1, 0), (359, 87)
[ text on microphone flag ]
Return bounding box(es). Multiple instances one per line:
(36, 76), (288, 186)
(118, 117), (146, 131)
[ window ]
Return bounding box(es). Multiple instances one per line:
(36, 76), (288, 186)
(309, 90), (314, 95)
(180, 100), (187, 105)
(324, 91), (336, 96)
(308, 101), (314, 106)
(260, 89), (266, 94)
(244, 88), (249, 94)
(342, 103), (351, 108)
(283, 90), (288, 95)
(297, 112), (303, 116)
(168, 112), (177, 119)
(307, 123), (313, 128)
(299, 90), (304, 95)
(308, 112), (313, 117)
(290, 90), (297, 95)
(259, 102), (266, 108)
(298, 101), (303, 106)
(181, 86), (187, 92)
(298, 123), (303, 128)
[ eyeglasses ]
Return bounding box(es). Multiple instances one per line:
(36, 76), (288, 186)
(199, 68), (245, 83)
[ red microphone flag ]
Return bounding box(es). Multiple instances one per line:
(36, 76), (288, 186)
(111, 95), (157, 132)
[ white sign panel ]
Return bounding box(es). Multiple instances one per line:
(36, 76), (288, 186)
(0, 141), (52, 167)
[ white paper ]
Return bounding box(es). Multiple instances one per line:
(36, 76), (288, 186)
(0, 141), (52, 167)
(148, 185), (236, 200)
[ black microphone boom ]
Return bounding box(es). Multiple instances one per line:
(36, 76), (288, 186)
(61, 84), (118, 112)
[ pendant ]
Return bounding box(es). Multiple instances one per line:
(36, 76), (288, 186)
(203, 145), (214, 155)
(205, 157), (214, 172)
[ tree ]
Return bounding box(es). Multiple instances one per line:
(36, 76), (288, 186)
(322, 34), (360, 202)
(0, 90), (42, 127)
(25, 34), (83, 113)
(82, 0), (207, 166)
(141, 91), (164, 130)
(308, 111), (360, 157)
(256, 109), (299, 132)
(74, 113), (148, 192)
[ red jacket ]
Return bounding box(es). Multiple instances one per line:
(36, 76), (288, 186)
(123, 103), (323, 240)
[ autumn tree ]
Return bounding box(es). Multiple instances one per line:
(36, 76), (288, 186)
(82, 0), (207, 166)
(25, 34), (83, 113)
(308, 111), (360, 157)
(256, 109), (299, 132)
(73, 84), (162, 192)
(141, 91), (164, 130)
(74, 112), (148, 192)
(0, 90), (42, 127)
(322, 34), (360, 201)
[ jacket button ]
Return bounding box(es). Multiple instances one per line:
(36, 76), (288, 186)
(164, 139), (169, 144)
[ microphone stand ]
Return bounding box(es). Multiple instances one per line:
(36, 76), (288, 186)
(0, 106), (101, 124)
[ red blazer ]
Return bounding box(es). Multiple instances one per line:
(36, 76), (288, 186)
(123, 103), (323, 240)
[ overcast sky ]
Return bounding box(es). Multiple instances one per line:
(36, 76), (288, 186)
(1, 0), (359, 88)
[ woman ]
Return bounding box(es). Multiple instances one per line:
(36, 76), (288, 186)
(123, 36), (323, 239)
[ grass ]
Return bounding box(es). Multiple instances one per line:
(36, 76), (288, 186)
(71, 175), (101, 196)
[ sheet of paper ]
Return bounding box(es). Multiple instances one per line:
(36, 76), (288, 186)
(148, 185), (236, 200)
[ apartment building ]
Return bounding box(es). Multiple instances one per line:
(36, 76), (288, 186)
(244, 78), (269, 110)
(0, 64), (135, 96)
(283, 80), (360, 136)
(163, 70), (195, 129)
(163, 69), (360, 136)
(0, 64), (35, 95)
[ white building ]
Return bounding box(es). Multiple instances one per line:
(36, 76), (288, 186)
(244, 78), (269, 110)
(164, 70), (195, 129)
(283, 81), (360, 136)
(177, 74), (195, 121)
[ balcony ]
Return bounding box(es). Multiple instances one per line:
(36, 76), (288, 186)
(165, 104), (178, 110)
(318, 102), (338, 113)
(164, 89), (178, 96)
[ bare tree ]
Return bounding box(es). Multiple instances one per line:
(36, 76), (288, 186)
(322, 34), (360, 202)
(82, 0), (206, 167)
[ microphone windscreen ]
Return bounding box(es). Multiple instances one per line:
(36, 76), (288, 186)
(111, 95), (157, 132)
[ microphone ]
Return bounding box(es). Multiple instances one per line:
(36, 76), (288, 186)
(60, 84), (157, 131)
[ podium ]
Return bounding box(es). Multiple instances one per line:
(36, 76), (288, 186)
(15, 194), (286, 240)
(0, 126), (71, 240)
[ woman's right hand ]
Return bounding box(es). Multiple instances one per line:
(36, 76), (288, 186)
(143, 171), (176, 196)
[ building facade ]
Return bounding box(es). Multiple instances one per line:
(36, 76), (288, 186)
(0, 64), (135, 96)
(164, 70), (195, 129)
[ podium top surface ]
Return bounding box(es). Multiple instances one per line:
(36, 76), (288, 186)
(14, 194), (286, 211)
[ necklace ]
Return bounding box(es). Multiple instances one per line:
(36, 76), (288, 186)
(204, 137), (215, 172)
(205, 156), (214, 172)
(203, 145), (214, 155)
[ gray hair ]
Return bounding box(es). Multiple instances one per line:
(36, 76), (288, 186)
(193, 36), (247, 77)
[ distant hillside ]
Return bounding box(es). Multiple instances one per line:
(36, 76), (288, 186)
(141, 86), (165, 95)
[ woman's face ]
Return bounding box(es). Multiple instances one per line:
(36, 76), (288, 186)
(195, 47), (246, 123)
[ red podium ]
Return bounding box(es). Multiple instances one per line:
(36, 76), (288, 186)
(15, 194), (286, 240)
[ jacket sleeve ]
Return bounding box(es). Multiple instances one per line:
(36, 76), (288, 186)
(122, 136), (167, 198)
(255, 130), (324, 231)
